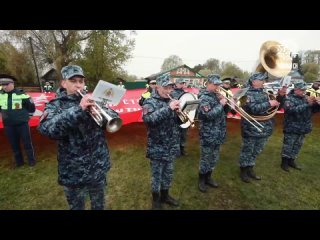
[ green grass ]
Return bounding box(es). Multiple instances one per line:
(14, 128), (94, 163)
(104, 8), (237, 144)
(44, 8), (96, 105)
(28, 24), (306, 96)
(1, 114), (320, 210)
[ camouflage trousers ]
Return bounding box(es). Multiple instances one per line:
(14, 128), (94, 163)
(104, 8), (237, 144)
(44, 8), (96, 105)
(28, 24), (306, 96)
(239, 137), (268, 167)
(150, 159), (175, 193)
(281, 133), (305, 159)
(179, 127), (188, 147)
(63, 180), (107, 210)
(199, 144), (221, 174)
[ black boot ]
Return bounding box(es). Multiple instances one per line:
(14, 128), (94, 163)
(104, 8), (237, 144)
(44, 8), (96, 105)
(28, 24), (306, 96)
(205, 171), (219, 188)
(160, 189), (179, 207)
(198, 173), (208, 192)
(180, 146), (187, 156)
(152, 192), (161, 210)
(247, 166), (261, 180)
(288, 158), (302, 170)
(240, 167), (250, 183)
(281, 157), (290, 172)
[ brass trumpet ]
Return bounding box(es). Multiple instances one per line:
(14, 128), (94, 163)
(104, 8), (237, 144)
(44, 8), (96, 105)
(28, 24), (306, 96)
(77, 90), (122, 133)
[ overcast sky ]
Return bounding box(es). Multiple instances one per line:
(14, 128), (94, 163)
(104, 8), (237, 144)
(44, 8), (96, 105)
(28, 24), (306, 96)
(124, 30), (320, 78)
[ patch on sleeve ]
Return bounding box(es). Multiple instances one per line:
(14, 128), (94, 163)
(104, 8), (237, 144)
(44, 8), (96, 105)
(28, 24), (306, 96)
(202, 105), (210, 112)
(40, 111), (49, 122)
(143, 104), (154, 115)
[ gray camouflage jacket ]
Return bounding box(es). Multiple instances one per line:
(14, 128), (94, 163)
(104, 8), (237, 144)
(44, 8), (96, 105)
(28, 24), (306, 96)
(38, 88), (119, 187)
(142, 91), (180, 162)
(241, 87), (274, 138)
(283, 92), (320, 134)
(170, 88), (185, 100)
(198, 89), (226, 146)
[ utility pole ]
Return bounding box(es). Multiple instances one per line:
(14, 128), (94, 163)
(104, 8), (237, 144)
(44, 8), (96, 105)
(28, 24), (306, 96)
(29, 37), (43, 92)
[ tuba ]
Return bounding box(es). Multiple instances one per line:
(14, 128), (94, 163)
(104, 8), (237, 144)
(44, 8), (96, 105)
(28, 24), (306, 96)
(77, 90), (122, 133)
(256, 40), (292, 78)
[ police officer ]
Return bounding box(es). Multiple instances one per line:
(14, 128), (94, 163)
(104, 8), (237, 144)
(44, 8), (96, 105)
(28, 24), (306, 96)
(38, 65), (119, 210)
(170, 78), (189, 156)
(142, 74), (181, 210)
(280, 81), (320, 171)
(43, 81), (53, 93)
(220, 79), (237, 118)
(0, 74), (36, 167)
(306, 81), (320, 97)
(197, 74), (227, 192)
(238, 72), (280, 183)
(138, 79), (156, 106)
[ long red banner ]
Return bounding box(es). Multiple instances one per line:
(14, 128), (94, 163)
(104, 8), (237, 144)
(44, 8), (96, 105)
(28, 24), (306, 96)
(0, 88), (283, 129)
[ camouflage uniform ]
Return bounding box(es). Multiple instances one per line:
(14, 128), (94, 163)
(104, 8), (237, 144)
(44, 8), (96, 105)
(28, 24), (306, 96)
(142, 75), (180, 209)
(38, 65), (119, 210)
(170, 79), (189, 156)
(281, 81), (320, 171)
(197, 74), (226, 192)
(239, 72), (274, 182)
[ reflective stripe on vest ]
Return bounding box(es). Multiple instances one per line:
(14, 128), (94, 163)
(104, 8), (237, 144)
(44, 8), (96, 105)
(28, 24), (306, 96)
(0, 93), (30, 110)
(142, 91), (151, 99)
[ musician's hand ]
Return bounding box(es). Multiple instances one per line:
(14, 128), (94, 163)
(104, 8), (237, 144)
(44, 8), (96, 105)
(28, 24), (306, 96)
(169, 100), (180, 111)
(316, 97), (320, 105)
(220, 98), (227, 106)
(269, 100), (280, 107)
(80, 95), (95, 111)
(306, 96), (316, 105)
(278, 86), (287, 96)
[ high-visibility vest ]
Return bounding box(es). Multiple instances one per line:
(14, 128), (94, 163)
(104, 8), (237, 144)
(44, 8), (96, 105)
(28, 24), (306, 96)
(306, 88), (320, 97)
(0, 92), (30, 110)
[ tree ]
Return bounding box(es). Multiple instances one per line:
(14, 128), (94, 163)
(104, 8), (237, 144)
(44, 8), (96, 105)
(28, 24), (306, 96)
(220, 61), (246, 80)
(204, 58), (220, 74)
(161, 55), (183, 72)
(77, 31), (135, 85)
(301, 63), (319, 82)
(192, 64), (203, 73)
(5, 30), (135, 83)
(0, 41), (36, 86)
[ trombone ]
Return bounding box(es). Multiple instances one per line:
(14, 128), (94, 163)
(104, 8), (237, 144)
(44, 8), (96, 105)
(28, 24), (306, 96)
(77, 90), (122, 133)
(218, 87), (264, 132)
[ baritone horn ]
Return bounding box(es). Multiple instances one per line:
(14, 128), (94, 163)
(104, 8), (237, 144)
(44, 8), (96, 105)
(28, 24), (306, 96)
(77, 90), (122, 133)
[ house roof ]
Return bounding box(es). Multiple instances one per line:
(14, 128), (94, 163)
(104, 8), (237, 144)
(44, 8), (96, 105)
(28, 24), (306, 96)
(145, 64), (206, 80)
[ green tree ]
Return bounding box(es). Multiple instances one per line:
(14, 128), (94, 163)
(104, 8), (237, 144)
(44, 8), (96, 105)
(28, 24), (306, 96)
(220, 62), (245, 79)
(0, 41), (35, 86)
(161, 55), (183, 72)
(5, 30), (135, 83)
(204, 58), (221, 74)
(301, 63), (319, 82)
(77, 31), (135, 86)
(192, 64), (203, 73)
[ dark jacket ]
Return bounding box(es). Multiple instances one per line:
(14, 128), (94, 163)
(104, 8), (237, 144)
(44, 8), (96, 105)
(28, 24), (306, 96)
(142, 91), (180, 162)
(283, 92), (320, 134)
(198, 89), (226, 146)
(240, 87), (274, 138)
(38, 88), (119, 187)
(0, 88), (35, 126)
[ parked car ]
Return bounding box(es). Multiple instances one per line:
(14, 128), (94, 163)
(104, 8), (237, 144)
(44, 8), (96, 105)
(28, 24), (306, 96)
(263, 81), (293, 95)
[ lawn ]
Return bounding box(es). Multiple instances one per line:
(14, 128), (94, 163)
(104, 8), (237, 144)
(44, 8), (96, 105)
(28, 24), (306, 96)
(1, 114), (320, 210)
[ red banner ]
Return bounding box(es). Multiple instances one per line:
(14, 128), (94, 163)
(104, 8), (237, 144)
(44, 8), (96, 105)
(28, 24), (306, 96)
(0, 88), (283, 129)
